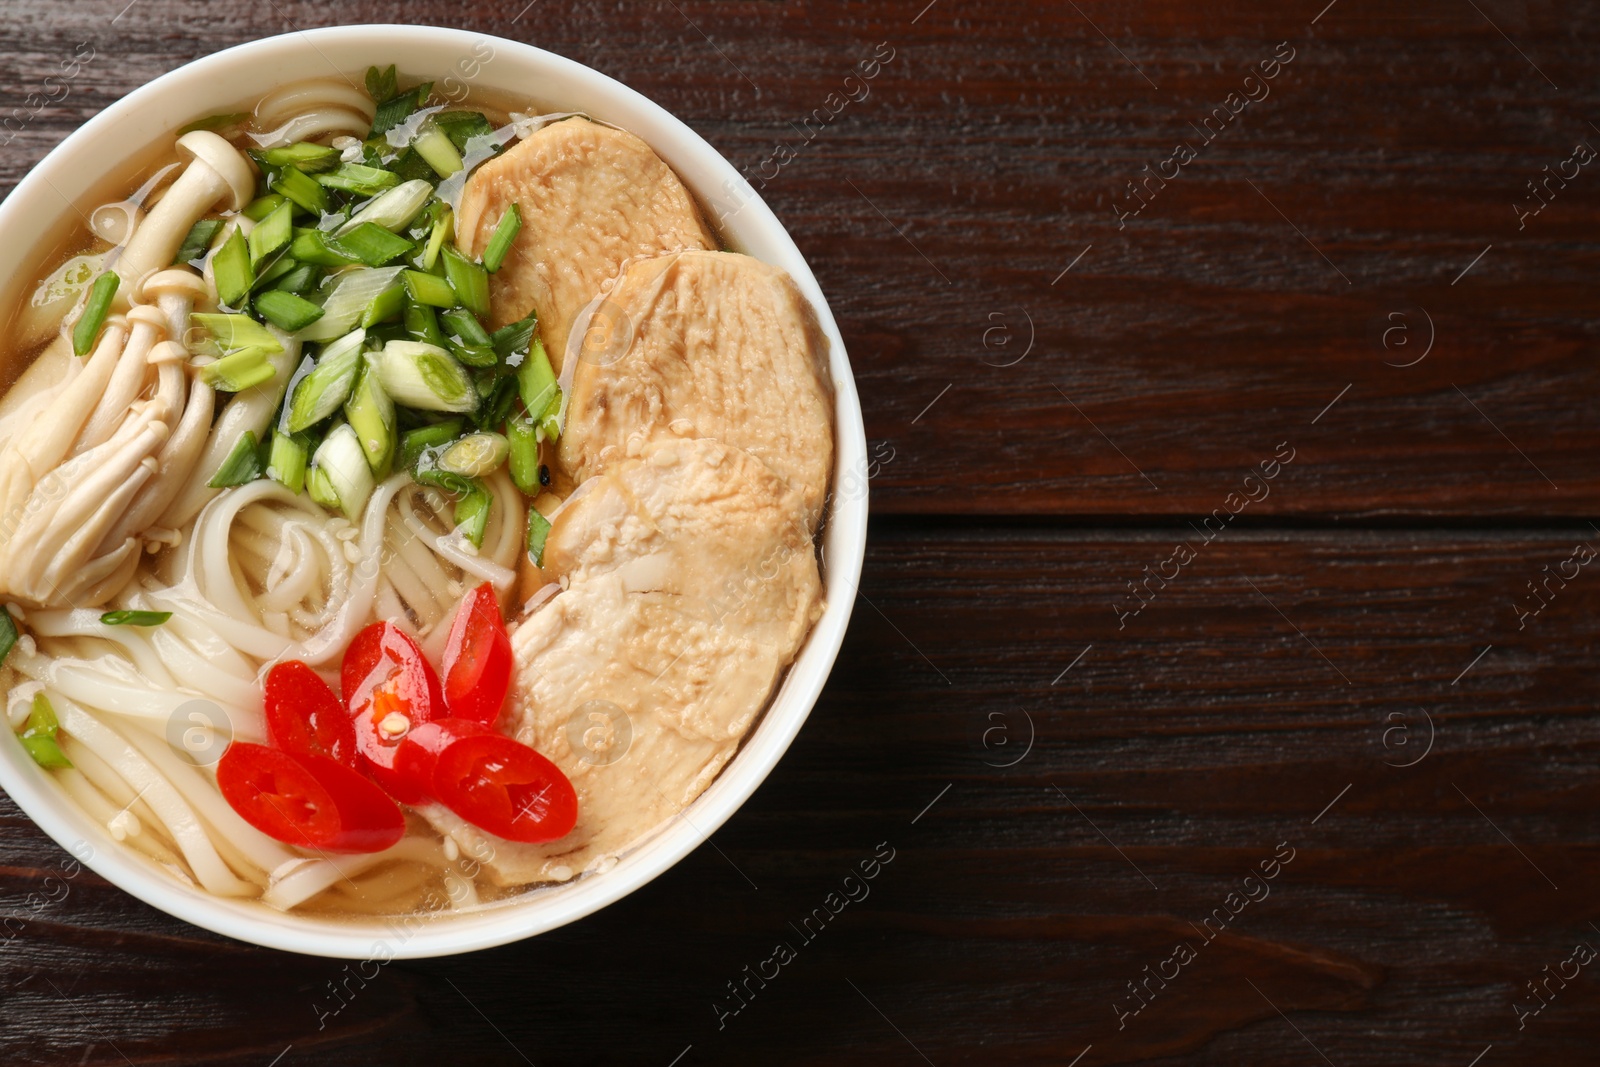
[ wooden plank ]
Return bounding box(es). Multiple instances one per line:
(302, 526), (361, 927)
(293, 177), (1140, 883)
(0, 3), (1596, 517)
(0, 524), (1595, 1063)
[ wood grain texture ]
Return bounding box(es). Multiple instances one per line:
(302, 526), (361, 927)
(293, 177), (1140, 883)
(1, 1), (1596, 516)
(0, 1), (1597, 1064)
(0, 523), (1597, 1064)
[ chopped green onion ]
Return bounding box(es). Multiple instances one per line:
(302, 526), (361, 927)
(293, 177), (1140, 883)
(199, 349), (276, 392)
(345, 357), (396, 475)
(317, 163), (401, 196)
(455, 480), (492, 548)
(516, 336), (558, 417)
(405, 300), (447, 348)
(19, 694), (71, 769)
(402, 269), (457, 308)
(242, 194), (289, 222)
(389, 148), (436, 184)
(371, 81), (433, 137)
(481, 203), (521, 273)
(248, 201), (294, 263)
(491, 312), (539, 363)
(526, 507), (551, 566)
(173, 218), (223, 266)
(191, 313), (283, 356)
(362, 283), (407, 328)
(297, 267), (406, 342)
(273, 165), (331, 216)
(440, 307), (492, 347)
(439, 431), (508, 477)
(375, 341), (477, 413)
(267, 430), (310, 494)
(212, 228), (254, 306)
(423, 202), (453, 271)
(412, 121), (464, 178)
(441, 247), (489, 319)
(71, 272), (120, 357)
(207, 429), (264, 487)
(366, 64), (398, 103)
(307, 465), (339, 510)
(334, 222), (413, 267)
(399, 419), (464, 470)
(313, 423), (376, 518)
(254, 289), (325, 332)
(99, 610), (174, 627)
(0, 608), (18, 667)
(262, 142), (340, 171)
(338, 179), (434, 235)
(539, 387), (563, 441)
(434, 111), (497, 152)
(270, 263), (319, 295)
(286, 330), (365, 432)
(507, 412), (540, 494)
(290, 228), (359, 268)
(178, 112), (249, 136)
(250, 253), (301, 292)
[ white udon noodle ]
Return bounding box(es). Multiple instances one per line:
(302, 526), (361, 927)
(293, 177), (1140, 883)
(9, 469), (524, 911)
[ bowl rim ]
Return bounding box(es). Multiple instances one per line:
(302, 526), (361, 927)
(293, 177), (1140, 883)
(0, 24), (868, 958)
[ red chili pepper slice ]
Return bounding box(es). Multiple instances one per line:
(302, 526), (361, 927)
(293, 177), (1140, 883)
(441, 583), (514, 726)
(217, 742), (404, 853)
(433, 734), (577, 843)
(391, 717), (496, 805)
(341, 621), (442, 796)
(264, 660), (357, 767)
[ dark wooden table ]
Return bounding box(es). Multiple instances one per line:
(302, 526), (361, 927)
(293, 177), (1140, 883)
(3, 1), (1599, 1063)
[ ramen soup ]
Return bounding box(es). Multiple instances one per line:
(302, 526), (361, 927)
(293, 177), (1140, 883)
(0, 68), (833, 918)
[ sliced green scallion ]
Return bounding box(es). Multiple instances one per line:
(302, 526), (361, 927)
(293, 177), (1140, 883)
(422, 202), (453, 271)
(412, 120), (464, 178)
(297, 267), (406, 342)
(191, 313), (284, 356)
(267, 429), (311, 495)
(285, 330), (365, 432)
(71, 272), (120, 357)
(337, 179), (434, 235)
(441, 246), (489, 319)
(362, 284), (406, 328)
(366, 64), (398, 103)
(0, 608), (17, 666)
(250, 253), (301, 293)
(273, 165), (331, 215)
(248, 201), (294, 263)
(440, 307), (495, 367)
(270, 263), (320, 295)
(507, 412), (540, 495)
(402, 269), (457, 309)
(262, 142), (340, 171)
(375, 341), (477, 413)
(99, 610), (174, 627)
(18, 693), (71, 770)
(198, 349), (275, 392)
(173, 219), (223, 266)
(438, 431), (508, 478)
(491, 312), (539, 364)
(242, 193), (288, 222)
(207, 429), (264, 488)
(254, 289), (325, 332)
(405, 300), (447, 348)
(399, 419), (464, 471)
(317, 163), (401, 197)
(289, 229), (358, 269)
(481, 203), (521, 273)
(454, 481), (492, 549)
(516, 336), (558, 417)
(371, 81), (432, 138)
(334, 223), (413, 267)
(313, 423), (376, 518)
(345, 357), (396, 475)
(307, 465), (340, 510)
(212, 228), (255, 307)
(526, 507), (551, 566)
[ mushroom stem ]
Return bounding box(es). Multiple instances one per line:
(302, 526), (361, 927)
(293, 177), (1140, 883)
(115, 132), (254, 292)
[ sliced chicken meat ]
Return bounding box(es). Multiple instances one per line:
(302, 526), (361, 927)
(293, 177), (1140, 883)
(432, 437), (823, 885)
(559, 250), (834, 527)
(455, 118), (715, 372)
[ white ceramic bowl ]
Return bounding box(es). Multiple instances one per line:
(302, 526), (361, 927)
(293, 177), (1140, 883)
(0, 26), (867, 958)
